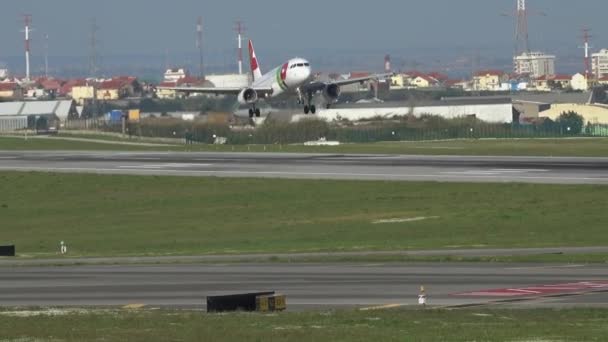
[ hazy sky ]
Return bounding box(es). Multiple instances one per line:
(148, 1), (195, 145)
(0, 0), (606, 69)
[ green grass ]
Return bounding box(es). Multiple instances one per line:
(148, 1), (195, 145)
(1, 308), (608, 341)
(0, 136), (169, 151)
(1, 172), (607, 258)
(2, 135), (608, 156)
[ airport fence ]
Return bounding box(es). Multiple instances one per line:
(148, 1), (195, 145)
(62, 117), (608, 144)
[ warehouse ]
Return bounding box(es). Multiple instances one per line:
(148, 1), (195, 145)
(0, 100), (78, 132)
(294, 97), (515, 123)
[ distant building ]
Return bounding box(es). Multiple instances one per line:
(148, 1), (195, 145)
(411, 75), (439, 88)
(0, 83), (23, 100)
(532, 74), (572, 92)
(514, 52), (556, 78)
(164, 68), (188, 82)
(71, 82), (95, 105)
(473, 70), (507, 91)
(592, 49), (608, 78)
(0, 100), (79, 131)
(71, 77), (140, 104)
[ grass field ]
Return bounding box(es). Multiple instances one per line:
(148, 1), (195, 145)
(1, 308), (607, 341)
(2, 135), (608, 156)
(1, 172), (607, 258)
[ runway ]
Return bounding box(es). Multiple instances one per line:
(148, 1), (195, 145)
(1, 151), (608, 184)
(1, 263), (608, 310)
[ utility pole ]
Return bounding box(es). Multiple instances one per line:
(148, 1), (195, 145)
(44, 33), (49, 78)
(89, 18), (99, 117)
(196, 16), (205, 79)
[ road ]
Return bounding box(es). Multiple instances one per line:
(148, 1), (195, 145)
(1, 263), (607, 310)
(1, 151), (608, 184)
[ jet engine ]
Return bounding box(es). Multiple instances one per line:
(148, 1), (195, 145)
(238, 88), (258, 105)
(323, 83), (341, 103)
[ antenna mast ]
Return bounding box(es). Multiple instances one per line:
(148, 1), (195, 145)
(515, 0), (530, 55)
(234, 20), (246, 75)
(23, 14), (33, 81)
(197, 17), (205, 79)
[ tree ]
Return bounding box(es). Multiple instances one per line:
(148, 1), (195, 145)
(557, 111), (584, 135)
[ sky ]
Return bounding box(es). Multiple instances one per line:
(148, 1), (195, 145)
(0, 0), (606, 75)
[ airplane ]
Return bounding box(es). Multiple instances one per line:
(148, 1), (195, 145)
(159, 40), (392, 118)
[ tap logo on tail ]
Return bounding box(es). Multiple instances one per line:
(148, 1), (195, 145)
(248, 40), (262, 81)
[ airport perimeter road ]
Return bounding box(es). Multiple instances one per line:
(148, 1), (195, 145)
(1, 263), (608, 310)
(1, 151), (608, 184)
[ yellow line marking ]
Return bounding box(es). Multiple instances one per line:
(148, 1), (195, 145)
(360, 304), (404, 311)
(123, 304), (146, 310)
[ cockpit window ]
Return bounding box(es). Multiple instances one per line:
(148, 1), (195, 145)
(304, 63), (310, 67)
(297, 63), (304, 67)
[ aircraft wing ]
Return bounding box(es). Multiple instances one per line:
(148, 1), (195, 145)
(302, 73), (393, 92)
(330, 72), (394, 87)
(156, 86), (273, 95)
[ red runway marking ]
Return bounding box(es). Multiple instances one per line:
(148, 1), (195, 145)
(453, 281), (608, 297)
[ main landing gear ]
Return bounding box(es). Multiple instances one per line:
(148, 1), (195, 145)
(248, 106), (261, 118)
(298, 89), (316, 114)
(304, 104), (316, 115)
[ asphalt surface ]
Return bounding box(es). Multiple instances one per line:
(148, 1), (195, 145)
(1, 151), (608, 184)
(1, 263), (607, 310)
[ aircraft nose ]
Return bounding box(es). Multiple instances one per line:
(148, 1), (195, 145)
(303, 67), (312, 81)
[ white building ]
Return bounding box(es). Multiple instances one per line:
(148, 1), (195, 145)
(163, 68), (188, 82)
(293, 97), (514, 123)
(514, 52), (556, 78)
(592, 49), (608, 78)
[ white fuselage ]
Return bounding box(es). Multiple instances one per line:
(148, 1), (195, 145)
(253, 58), (312, 98)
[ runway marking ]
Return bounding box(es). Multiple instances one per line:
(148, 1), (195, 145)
(506, 264), (586, 270)
(360, 304), (404, 311)
(443, 169), (550, 176)
(118, 163), (213, 169)
(373, 216), (440, 224)
(454, 281), (608, 298)
(123, 304), (146, 310)
(0, 166), (607, 183)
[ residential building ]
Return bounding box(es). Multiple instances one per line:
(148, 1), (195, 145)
(592, 49), (608, 78)
(514, 52), (556, 78)
(473, 70), (507, 91)
(532, 74), (572, 92)
(390, 74), (406, 88)
(71, 83), (95, 105)
(411, 75), (439, 88)
(0, 83), (23, 99)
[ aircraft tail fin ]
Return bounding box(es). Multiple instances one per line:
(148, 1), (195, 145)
(248, 40), (263, 81)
